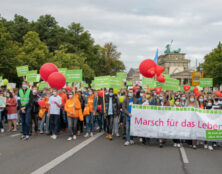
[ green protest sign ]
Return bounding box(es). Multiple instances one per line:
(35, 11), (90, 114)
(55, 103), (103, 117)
(27, 70), (37, 75)
(66, 69), (82, 82)
(94, 76), (111, 89)
(163, 73), (170, 78)
(142, 77), (156, 88)
(0, 76), (2, 82)
(160, 78), (179, 91)
(206, 130), (222, 140)
(26, 74), (40, 82)
(38, 82), (49, 90)
(58, 68), (67, 76)
(110, 77), (122, 89)
(200, 78), (213, 87)
(16, 65), (29, 77)
(126, 81), (133, 86)
(117, 72), (127, 80)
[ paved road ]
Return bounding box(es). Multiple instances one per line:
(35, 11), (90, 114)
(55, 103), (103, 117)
(1, 126), (222, 174)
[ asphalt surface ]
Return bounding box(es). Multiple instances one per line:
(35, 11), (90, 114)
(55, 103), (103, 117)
(1, 125), (222, 174)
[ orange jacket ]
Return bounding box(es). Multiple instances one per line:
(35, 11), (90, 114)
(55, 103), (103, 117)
(59, 93), (67, 107)
(88, 95), (94, 113)
(65, 97), (81, 118)
(40, 96), (50, 112)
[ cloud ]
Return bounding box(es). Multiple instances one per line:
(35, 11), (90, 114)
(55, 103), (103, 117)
(1, 0), (222, 71)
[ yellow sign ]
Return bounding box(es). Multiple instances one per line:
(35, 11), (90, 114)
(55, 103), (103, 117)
(192, 72), (202, 86)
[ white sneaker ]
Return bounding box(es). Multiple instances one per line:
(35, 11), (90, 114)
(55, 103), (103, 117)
(177, 144), (181, 148)
(96, 127), (100, 130)
(204, 144), (208, 149)
(130, 140), (134, 145)
(84, 133), (89, 138)
(116, 133), (120, 137)
(25, 136), (29, 140)
(51, 135), (57, 140)
(67, 137), (72, 141)
(90, 132), (93, 137)
(124, 141), (130, 146)
(173, 143), (177, 147)
(73, 135), (77, 140)
(208, 145), (213, 151)
(139, 138), (143, 142)
(1, 129), (4, 133)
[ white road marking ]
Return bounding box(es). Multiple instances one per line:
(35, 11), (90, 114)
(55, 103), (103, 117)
(180, 147), (189, 164)
(10, 133), (21, 137)
(31, 132), (104, 174)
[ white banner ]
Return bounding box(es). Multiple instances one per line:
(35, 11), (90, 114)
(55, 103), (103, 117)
(130, 105), (222, 140)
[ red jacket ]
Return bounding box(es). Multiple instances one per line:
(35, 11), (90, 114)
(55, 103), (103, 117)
(6, 98), (17, 114)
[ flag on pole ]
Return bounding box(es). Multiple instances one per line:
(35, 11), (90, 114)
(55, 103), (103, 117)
(154, 49), (158, 65)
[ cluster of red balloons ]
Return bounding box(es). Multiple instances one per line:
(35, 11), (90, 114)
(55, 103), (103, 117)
(216, 90), (222, 97)
(193, 87), (200, 96)
(154, 87), (162, 94)
(183, 85), (191, 91)
(139, 59), (165, 83)
(40, 63), (66, 90)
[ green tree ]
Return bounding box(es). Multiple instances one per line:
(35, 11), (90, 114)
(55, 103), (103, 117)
(202, 42), (222, 86)
(16, 31), (51, 70)
(0, 22), (21, 83)
(52, 45), (95, 82)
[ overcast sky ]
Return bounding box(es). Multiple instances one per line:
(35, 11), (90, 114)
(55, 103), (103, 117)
(1, 0), (222, 71)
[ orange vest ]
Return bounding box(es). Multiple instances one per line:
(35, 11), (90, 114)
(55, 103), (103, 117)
(65, 97), (81, 118)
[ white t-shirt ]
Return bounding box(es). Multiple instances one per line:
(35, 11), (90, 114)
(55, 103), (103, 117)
(49, 95), (62, 115)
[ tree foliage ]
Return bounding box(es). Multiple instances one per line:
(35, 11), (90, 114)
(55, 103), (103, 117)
(202, 42), (222, 86)
(0, 14), (125, 83)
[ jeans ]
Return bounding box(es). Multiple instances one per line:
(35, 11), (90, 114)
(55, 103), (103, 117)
(60, 109), (67, 130)
(67, 117), (78, 137)
(20, 108), (31, 136)
(30, 113), (38, 133)
(40, 112), (49, 132)
(126, 119), (133, 142)
(50, 114), (60, 135)
(112, 115), (119, 134)
(0, 111), (3, 129)
(85, 112), (94, 133)
(106, 115), (114, 134)
(97, 112), (103, 130)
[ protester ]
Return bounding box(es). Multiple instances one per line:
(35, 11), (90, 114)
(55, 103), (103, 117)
(6, 91), (18, 132)
(65, 91), (82, 140)
(47, 88), (62, 140)
(122, 88), (138, 146)
(30, 86), (40, 136)
(0, 91), (6, 133)
(18, 81), (32, 140)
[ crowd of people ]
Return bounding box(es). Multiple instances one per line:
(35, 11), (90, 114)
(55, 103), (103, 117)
(0, 81), (222, 151)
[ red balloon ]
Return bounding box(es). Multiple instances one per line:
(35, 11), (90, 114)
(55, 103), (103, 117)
(193, 87), (198, 93)
(156, 74), (165, 83)
(97, 105), (102, 112)
(38, 100), (45, 106)
(40, 63), (58, 81)
(194, 90), (200, 97)
(66, 86), (71, 91)
(183, 85), (191, 91)
(48, 72), (66, 90)
(146, 67), (156, 78)
(139, 59), (157, 78)
(97, 91), (104, 97)
(155, 87), (162, 94)
(216, 90), (222, 97)
(155, 65), (165, 76)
